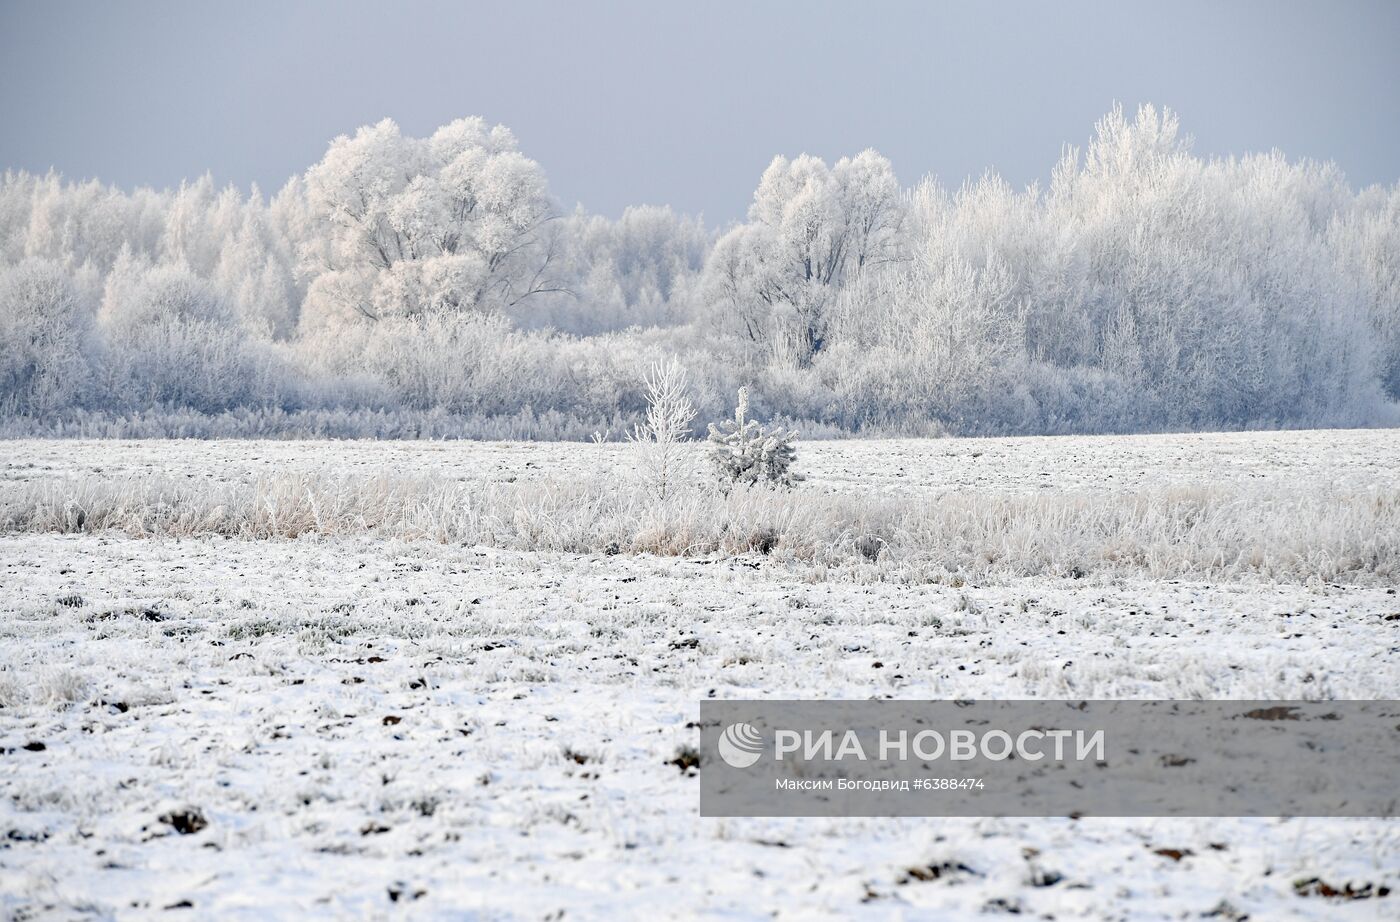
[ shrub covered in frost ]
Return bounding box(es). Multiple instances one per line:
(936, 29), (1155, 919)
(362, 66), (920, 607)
(706, 387), (801, 488)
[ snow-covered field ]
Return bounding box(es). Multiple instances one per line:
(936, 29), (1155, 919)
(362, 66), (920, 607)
(2, 432), (1398, 919)
(5, 428), (1400, 496)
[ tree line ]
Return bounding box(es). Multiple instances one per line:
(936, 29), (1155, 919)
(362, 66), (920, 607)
(2, 105), (1397, 437)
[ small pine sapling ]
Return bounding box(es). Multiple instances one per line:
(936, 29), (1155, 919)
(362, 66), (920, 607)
(706, 386), (802, 488)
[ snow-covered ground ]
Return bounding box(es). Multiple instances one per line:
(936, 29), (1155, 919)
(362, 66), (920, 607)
(2, 432), (1398, 919)
(5, 428), (1400, 496)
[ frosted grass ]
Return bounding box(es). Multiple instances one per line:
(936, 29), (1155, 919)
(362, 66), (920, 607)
(4, 470), (1395, 584)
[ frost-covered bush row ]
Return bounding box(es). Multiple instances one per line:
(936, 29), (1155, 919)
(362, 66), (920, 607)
(2, 470), (1397, 584)
(0, 405), (631, 441)
(2, 105), (1398, 435)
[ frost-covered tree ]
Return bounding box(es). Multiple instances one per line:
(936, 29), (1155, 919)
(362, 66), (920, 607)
(628, 359), (697, 499)
(704, 150), (904, 366)
(1331, 185), (1400, 399)
(1018, 105), (1381, 427)
(506, 205), (708, 333)
(707, 387), (800, 487)
(0, 259), (94, 414)
(98, 253), (284, 411)
(302, 118), (567, 325)
(212, 207), (297, 339)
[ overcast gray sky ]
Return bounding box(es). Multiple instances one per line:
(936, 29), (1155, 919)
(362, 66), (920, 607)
(2, 1), (1397, 224)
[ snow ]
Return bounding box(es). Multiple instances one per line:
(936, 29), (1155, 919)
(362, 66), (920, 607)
(2, 431), (1398, 918)
(5, 428), (1398, 497)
